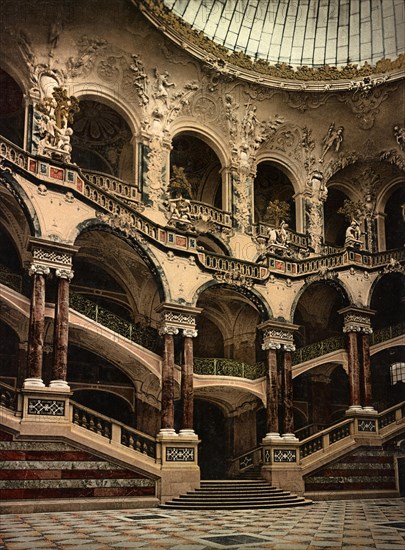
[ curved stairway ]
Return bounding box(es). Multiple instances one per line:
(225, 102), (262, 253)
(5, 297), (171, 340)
(160, 480), (312, 510)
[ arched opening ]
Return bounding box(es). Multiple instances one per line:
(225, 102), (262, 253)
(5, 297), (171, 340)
(293, 282), (347, 347)
(170, 134), (222, 208)
(324, 188), (349, 246)
(371, 347), (405, 411)
(370, 273), (405, 330)
(73, 229), (162, 352)
(72, 390), (134, 427)
(253, 162), (296, 230)
(71, 99), (133, 180)
(195, 285), (266, 366)
(0, 68), (24, 147)
(193, 399), (227, 479)
(0, 320), (19, 386)
(385, 186), (405, 250)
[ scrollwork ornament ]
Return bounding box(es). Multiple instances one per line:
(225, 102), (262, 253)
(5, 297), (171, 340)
(29, 263), (51, 277)
(159, 325), (179, 336)
(183, 328), (198, 338)
(55, 268), (74, 280)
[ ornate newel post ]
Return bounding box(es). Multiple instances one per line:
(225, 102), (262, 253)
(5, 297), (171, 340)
(155, 303), (202, 504)
(339, 306), (376, 414)
(50, 268), (74, 389)
(24, 264), (50, 388)
(21, 239), (78, 428)
(259, 320), (304, 495)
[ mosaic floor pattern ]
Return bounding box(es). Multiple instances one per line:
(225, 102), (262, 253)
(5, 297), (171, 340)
(1, 499), (405, 549)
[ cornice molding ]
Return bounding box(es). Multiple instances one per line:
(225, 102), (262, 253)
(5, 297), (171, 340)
(134, 0), (405, 91)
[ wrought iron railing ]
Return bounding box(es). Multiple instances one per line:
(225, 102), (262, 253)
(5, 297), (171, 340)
(193, 357), (266, 380)
(371, 322), (405, 345)
(0, 381), (18, 411)
(121, 426), (156, 459)
(69, 292), (160, 353)
(0, 265), (23, 293)
(292, 335), (345, 365)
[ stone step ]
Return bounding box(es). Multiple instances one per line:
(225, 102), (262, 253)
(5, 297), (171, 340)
(161, 479), (312, 510)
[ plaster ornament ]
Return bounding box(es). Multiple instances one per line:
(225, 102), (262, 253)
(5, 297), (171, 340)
(66, 36), (108, 78)
(153, 68), (175, 105)
(308, 171), (327, 202)
(383, 257), (405, 274)
(167, 196), (195, 231)
(348, 75), (389, 97)
(393, 126), (405, 151)
(319, 122), (344, 162)
(306, 201), (324, 254)
(338, 84), (396, 130)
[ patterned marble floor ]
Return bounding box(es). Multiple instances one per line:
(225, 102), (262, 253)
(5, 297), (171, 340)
(1, 499), (405, 549)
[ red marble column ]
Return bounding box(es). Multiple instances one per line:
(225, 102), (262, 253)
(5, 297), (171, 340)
(26, 271), (46, 383)
(161, 332), (175, 430)
(181, 334), (194, 431)
(347, 331), (361, 409)
(361, 332), (373, 408)
(17, 342), (28, 388)
(51, 275), (70, 387)
(266, 348), (279, 434)
(282, 348), (294, 435)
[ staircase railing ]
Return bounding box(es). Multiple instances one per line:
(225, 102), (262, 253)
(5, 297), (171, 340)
(299, 400), (405, 462)
(228, 446), (262, 478)
(72, 401), (157, 460)
(0, 381), (18, 412)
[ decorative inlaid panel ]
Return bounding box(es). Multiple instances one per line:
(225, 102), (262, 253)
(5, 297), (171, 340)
(274, 449), (297, 463)
(358, 419), (377, 432)
(166, 447), (194, 462)
(27, 399), (65, 416)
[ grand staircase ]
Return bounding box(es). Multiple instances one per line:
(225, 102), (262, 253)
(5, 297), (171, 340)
(160, 480), (312, 509)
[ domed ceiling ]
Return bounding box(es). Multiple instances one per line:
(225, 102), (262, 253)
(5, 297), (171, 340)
(164, 0), (404, 68)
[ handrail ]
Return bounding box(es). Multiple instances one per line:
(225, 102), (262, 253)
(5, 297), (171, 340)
(292, 335), (345, 365)
(71, 400), (157, 459)
(189, 200), (232, 228)
(0, 381), (18, 412)
(299, 400), (405, 460)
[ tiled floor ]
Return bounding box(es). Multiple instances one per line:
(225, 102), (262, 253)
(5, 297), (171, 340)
(1, 499), (405, 549)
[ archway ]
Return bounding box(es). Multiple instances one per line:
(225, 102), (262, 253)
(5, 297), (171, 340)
(193, 399), (227, 479)
(385, 187), (405, 250)
(253, 162), (296, 230)
(0, 320), (19, 386)
(170, 133), (222, 208)
(371, 347), (405, 411)
(71, 99), (133, 180)
(72, 390), (135, 427)
(324, 188), (349, 246)
(0, 68), (24, 147)
(370, 272), (405, 330)
(293, 282), (348, 347)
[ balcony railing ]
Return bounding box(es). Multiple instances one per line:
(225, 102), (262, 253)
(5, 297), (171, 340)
(189, 200), (232, 228)
(292, 335), (345, 365)
(69, 292), (160, 353)
(193, 357), (266, 380)
(82, 170), (138, 204)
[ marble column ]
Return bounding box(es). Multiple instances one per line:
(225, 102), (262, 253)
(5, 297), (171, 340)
(25, 265), (49, 388)
(50, 270), (73, 389)
(265, 347), (279, 435)
(347, 331), (361, 411)
(180, 330), (196, 435)
(160, 330), (177, 433)
(361, 332), (373, 410)
(282, 346), (295, 437)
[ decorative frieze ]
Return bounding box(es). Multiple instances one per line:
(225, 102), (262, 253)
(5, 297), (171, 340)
(340, 306), (375, 334)
(357, 419), (377, 432)
(156, 303), (202, 336)
(29, 238), (78, 274)
(259, 320), (299, 351)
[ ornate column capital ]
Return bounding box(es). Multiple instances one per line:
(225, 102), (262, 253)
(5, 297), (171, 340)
(29, 238), (79, 275)
(155, 303), (202, 337)
(28, 263), (50, 276)
(55, 268), (74, 280)
(258, 319), (299, 352)
(339, 305), (376, 334)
